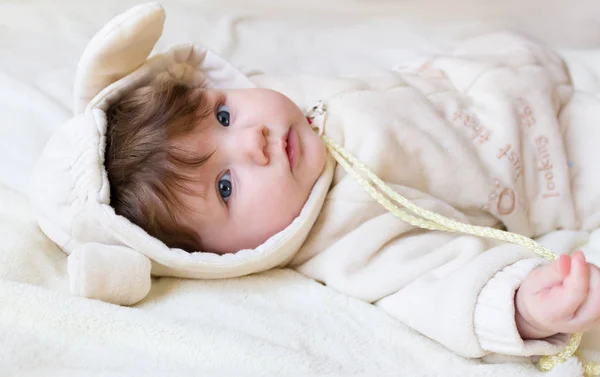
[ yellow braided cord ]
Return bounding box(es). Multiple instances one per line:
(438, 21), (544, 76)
(585, 360), (600, 377)
(323, 135), (557, 260)
(325, 143), (453, 232)
(538, 332), (582, 371)
(570, 350), (600, 377)
(321, 135), (598, 376)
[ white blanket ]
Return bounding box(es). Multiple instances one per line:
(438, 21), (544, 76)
(2, 0), (600, 376)
(2, 183), (600, 376)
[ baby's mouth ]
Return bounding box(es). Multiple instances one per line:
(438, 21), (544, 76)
(284, 127), (298, 172)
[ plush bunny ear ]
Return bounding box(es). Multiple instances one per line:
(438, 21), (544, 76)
(73, 2), (165, 114)
(68, 243), (152, 306)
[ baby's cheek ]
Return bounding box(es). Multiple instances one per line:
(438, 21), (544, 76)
(241, 169), (307, 246)
(243, 207), (294, 250)
(265, 189), (304, 227)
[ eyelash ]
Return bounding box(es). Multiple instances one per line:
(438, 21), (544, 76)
(213, 100), (224, 116)
(218, 171), (233, 204)
(213, 95), (229, 119)
(214, 96), (231, 205)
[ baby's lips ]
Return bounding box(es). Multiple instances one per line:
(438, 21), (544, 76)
(590, 266), (600, 288)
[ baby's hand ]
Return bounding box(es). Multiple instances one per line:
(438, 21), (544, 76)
(515, 251), (600, 339)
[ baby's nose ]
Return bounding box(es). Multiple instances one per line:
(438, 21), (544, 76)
(241, 125), (269, 165)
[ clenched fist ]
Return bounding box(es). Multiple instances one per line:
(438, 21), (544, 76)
(515, 251), (600, 339)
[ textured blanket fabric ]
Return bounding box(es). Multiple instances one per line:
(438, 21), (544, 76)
(2, 184), (600, 376)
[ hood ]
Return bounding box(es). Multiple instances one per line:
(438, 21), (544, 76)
(29, 2), (335, 305)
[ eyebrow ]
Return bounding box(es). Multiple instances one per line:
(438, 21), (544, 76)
(187, 92), (225, 211)
(174, 88), (219, 168)
(181, 88), (234, 212)
(171, 86), (218, 193)
(194, 88), (216, 123)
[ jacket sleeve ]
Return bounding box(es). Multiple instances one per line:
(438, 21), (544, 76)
(373, 239), (569, 358)
(295, 221), (569, 358)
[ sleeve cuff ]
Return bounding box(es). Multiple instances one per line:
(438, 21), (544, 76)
(474, 258), (570, 356)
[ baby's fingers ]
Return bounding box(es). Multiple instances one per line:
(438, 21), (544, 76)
(560, 251), (590, 317)
(541, 251), (589, 319)
(567, 264), (600, 331)
(527, 255), (570, 293)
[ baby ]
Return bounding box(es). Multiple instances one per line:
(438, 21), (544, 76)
(105, 53), (600, 360)
(105, 81), (326, 254)
(29, 3), (599, 367)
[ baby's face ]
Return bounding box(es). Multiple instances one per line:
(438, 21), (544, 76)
(177, 88), (326, 254)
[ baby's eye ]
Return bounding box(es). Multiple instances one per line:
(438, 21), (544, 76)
(216, 105), (230, 127)
(218, 171), (233, 202)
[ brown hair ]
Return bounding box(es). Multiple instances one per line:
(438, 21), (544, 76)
(105, 78), (212, 252)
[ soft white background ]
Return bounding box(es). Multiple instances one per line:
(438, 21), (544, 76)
(1, 0), (600, 194)
(1, 1), (600, 376)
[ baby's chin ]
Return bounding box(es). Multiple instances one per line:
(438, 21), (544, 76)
(304, 131), (327, 182)
(205, 214), (299, 255)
